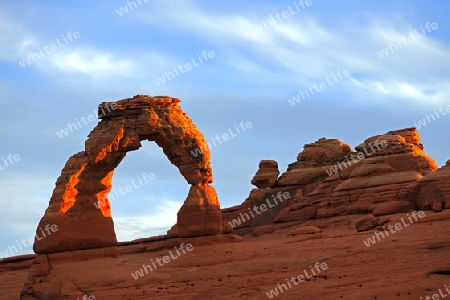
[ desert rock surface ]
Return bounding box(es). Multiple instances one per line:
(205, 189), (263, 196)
(0, 210), (448, 299)
(2, 97), (448, 299)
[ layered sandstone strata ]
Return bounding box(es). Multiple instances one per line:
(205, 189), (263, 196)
(222, 128), (442, 234)
(277, 138), (353, 187)
(277, 128), (437, 223)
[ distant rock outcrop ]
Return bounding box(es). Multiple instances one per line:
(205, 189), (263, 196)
(222, 127), (442, 235)
(277, 137), (353, 187)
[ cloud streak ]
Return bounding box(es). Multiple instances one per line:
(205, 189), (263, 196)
(138, 1), (450, 105)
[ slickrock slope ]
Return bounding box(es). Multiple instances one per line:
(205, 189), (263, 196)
(2, 211), (449, 299)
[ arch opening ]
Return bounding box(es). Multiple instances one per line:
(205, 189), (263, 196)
(108, 141), (187, 242)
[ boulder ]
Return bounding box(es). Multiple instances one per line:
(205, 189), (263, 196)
(287, 226), (322, 236)
(251, 160), (280, 189)
(372, 201), (415, 216)
(355, 216), (379, 232)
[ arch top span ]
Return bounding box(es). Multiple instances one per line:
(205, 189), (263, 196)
(89, 95), (213, 185)
(34, 95), (226, 254)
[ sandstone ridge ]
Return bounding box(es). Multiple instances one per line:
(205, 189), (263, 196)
(222, 127), (444, 235)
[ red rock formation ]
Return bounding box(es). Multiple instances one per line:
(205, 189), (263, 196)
(222, 128), (442, 235)
(277, 138), (353, 187)
(276, 128), (438, 223)
(409, 159), (450, 210)
(177, 182), (223, 238)
(15, 125), (450, 299)
(33, 95), (223, 254)
(251, 160), (280, 189)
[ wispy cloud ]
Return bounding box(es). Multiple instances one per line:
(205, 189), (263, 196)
(138, 2), (450, 106)
(50, 49), (135, 77)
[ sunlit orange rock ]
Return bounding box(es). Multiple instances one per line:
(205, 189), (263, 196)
(60, 163), (86, 214)
(33, 95), (223, 254)
(177, 182), (223, 237)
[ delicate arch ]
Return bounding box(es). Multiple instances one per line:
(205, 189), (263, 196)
(34, 95), (223, 254)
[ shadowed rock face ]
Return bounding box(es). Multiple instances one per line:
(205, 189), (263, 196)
(34, 95), (223, 254)
(411, 160), (450, 210)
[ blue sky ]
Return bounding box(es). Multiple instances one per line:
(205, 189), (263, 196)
(0, 0), (449, 257)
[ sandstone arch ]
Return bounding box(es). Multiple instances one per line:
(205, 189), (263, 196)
(34, 95), (224, 254)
